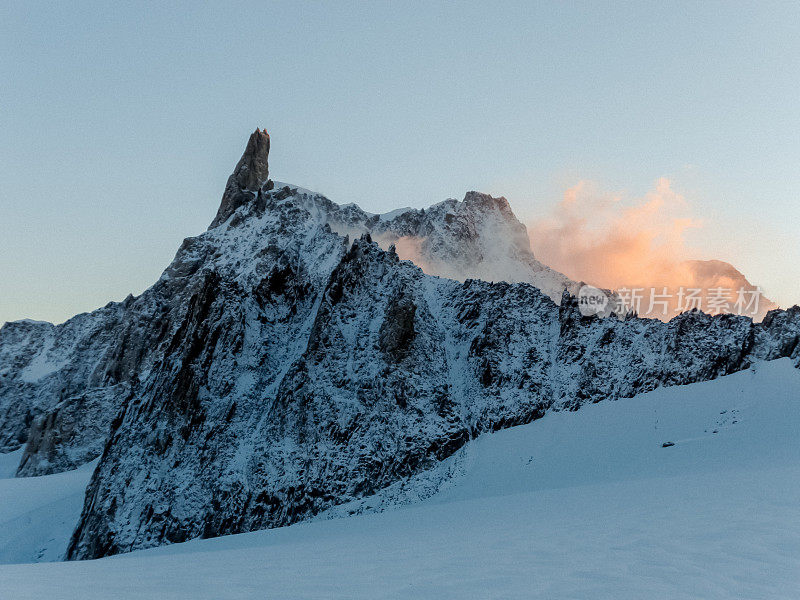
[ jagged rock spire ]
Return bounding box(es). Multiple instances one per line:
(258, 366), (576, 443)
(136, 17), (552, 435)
(210, 128), (273, 228)
(234, 128), (271, 190)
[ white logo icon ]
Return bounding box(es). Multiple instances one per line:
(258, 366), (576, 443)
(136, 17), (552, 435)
(577, 285), (610, 317)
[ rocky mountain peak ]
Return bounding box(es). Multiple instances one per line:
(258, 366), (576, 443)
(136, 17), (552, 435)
(235, 128), (271, 190)
(462, 191), (514, 215)
(210, 128), (274, 229)
(293, 188), (578, 300)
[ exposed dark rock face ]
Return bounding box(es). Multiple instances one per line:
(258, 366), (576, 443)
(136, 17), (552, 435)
(379, 291), (417, 363)
(16, 386), (126, 476)
(1, 132), (798, 562)
(210, 128), (272, 228)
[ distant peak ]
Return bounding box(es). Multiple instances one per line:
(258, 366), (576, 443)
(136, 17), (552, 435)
(462, 191), (513, 214)
(210, 128), (274, 228)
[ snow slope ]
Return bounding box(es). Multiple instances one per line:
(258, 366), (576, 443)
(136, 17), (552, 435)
(0, 454), (95, 564)
(1, 359), (798, 599)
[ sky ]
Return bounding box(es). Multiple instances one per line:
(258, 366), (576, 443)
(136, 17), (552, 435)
(1, 1), (798, 324)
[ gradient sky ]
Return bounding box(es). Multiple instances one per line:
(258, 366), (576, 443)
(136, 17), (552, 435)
(2, 1), (799, 324)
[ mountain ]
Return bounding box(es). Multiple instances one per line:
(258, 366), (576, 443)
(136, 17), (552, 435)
(0, 129), (798, 561)
(2, 358), (800, 597)
(600, 259), (779, 321)
(680, 259), (779, 319)
(297, 190), (579, 303)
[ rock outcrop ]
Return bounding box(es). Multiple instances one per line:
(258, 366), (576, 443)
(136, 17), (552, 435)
(210, 128), (273, 228)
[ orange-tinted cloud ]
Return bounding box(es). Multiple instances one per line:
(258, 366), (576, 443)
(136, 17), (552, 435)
(528, 178), (776, 320)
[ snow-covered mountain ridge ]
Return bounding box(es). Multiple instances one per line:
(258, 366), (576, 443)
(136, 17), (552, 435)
(0, 129), (798, 561)
(296, 188), (578, 302)
(2, 359), (799, 598)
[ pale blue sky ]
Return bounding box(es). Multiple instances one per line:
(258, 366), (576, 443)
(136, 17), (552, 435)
(1, 1), (798, 324)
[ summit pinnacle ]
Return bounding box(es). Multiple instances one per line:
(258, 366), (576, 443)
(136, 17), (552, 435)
(210, 128), (273, 228)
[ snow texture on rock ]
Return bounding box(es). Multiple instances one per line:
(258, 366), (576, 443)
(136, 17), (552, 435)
(297, 189), (580, 303)
(0, 132), (798, 561)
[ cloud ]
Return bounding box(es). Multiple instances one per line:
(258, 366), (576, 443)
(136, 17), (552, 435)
(528, 178), (776, 319)
(528, 178), (697, 288)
